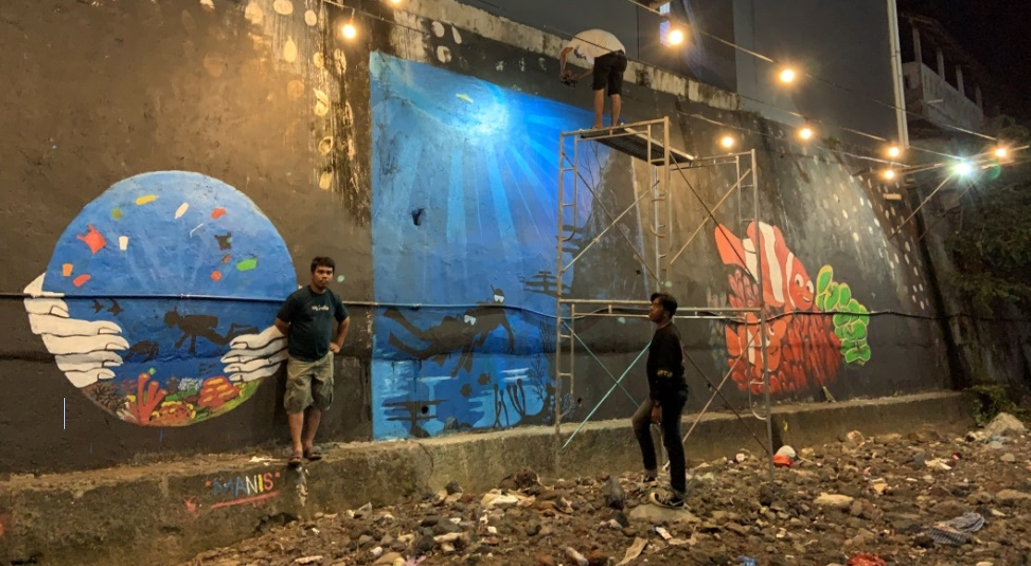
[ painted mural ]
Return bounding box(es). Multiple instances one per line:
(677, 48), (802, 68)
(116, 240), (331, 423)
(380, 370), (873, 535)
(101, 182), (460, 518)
(23, 171), (295, 426)
(369, 52), (612, 439)
(713, 222), (871, 396)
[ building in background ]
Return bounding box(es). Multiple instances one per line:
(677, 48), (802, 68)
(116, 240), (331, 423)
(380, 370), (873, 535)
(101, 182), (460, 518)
(899, 13), (993, 141)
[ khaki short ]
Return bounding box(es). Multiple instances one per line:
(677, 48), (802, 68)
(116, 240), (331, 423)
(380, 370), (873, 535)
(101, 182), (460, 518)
(284, 353), (334, 414)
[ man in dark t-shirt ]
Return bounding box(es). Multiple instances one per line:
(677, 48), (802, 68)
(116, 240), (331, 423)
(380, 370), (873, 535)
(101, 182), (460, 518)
(274, 256), (350, 467)
(631, 292), (689, 508)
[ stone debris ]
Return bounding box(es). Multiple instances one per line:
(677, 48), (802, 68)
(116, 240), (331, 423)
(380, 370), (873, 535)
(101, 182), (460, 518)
(174, 416), (1031, 566)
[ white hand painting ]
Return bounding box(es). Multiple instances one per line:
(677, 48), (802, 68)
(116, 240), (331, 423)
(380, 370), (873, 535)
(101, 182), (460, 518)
(221, 324), (288, 382)
(23, 274), (128, 388)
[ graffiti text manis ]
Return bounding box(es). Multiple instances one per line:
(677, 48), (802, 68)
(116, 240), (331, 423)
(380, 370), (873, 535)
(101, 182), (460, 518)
(204, 471), (280, 509)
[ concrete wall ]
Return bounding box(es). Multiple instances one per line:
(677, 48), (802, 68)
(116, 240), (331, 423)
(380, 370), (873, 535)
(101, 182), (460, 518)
(0, 0), (949, 475)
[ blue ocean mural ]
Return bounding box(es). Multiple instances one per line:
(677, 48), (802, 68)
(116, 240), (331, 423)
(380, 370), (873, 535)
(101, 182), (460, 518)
(369, 52), (615, 439)
(23, 171), (295, 426)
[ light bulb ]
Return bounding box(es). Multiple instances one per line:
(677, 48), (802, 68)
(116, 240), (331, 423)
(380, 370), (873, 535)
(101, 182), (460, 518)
(342, 21), (356, 39)
(668, 28), (685, 46)
(887, 146), (901, 158)
(798, 126), (813, 140)
(720, 135), (735, 149)
(779, 68), (796, 83)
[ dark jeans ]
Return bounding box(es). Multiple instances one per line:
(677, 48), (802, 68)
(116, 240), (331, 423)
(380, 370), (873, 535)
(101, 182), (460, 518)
(631, 388), (688, 495)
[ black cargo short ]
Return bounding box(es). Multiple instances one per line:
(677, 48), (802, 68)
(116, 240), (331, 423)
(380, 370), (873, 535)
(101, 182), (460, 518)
(592, 50), (628, 95)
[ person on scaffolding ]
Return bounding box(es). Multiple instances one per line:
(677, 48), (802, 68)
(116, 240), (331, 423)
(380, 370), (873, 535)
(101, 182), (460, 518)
(631, 292), (689, 508)
(559, 29), (628, 130)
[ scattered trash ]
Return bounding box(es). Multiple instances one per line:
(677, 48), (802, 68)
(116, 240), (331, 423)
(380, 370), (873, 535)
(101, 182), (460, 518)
(775, 445), (797, 459)
(294, 557), (324, 565)
(371, 546), (384, 558)
(735, 452), (748, 463)
(615, 537), (647, 566)
(923, 512), (985, 546)
(654, 526), (673, 541)
(773, 454), (793, 468)
(737, 556), (758, 566)
(564, 546), (589, 566)
(604, 476), (627, 510)
(481, 489), (522, 509)
(847, 553), (887, 566)
(445, 480), (463, 495)
(844, 430), (865, 444)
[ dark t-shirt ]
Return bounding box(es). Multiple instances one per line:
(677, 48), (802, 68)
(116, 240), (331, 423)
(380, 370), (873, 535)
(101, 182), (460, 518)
(276, 286), (349, 362)
(646, 323), (687, 401)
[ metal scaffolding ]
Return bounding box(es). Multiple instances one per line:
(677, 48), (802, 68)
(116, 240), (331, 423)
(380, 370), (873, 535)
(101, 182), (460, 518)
(554, 117), (776, 475)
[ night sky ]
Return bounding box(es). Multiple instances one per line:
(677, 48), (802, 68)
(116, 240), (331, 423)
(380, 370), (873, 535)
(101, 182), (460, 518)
(899, 0), (1031, 118)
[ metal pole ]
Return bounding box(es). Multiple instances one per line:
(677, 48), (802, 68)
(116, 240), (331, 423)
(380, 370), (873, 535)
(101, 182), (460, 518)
(886, 0), (910, 150)
(555, 133), (566, 439)
(751, 148), (775, 481)
(569, 302), (577, 398)
(663, 117), (672, 283)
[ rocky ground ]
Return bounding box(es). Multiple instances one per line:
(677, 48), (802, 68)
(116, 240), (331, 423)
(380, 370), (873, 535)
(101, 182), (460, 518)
(177, 414), (1031, 566)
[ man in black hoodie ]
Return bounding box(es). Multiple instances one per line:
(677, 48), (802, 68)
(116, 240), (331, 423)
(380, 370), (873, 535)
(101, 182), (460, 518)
(631, 292), (689, 508)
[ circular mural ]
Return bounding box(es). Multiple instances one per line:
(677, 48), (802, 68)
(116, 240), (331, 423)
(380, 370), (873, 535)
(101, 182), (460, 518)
(23, 171), (296, 426)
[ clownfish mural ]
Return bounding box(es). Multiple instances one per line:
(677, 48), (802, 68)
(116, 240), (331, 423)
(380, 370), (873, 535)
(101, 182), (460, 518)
(714, 222), (872, 396)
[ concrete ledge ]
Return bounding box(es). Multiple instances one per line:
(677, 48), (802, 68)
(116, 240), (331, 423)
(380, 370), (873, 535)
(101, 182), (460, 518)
(0, 391), (969, 566)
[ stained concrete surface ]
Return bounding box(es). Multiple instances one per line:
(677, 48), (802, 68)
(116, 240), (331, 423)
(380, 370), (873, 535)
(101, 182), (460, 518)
(0, 391), (968, 566)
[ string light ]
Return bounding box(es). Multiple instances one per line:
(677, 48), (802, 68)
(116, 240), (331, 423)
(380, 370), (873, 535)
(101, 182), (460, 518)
(954, 161), (974, 176)
(995, 147), (1008, 158)
(887, 145), (901, 158)
(327, 0), (1010, 161)
(667, 28), (685, 46)
(720, 135), (735, 149)
(883, 169), (896, 180)
(798, 125), (814, 141)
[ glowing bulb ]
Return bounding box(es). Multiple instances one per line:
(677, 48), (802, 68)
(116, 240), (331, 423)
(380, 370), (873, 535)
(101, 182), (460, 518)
(883, 169), (896, 180)
(995, 147), (1008, 158)
(342, 20), (357, 39)
(955, 161), (973, 176)
(720, 135), (735, 149)
(798, 126), (813, 141)
(887, 146), (901, 158)
(779, 68), (796, 83)
(389, 0), (402, 3)
(668, 28), (685, 46)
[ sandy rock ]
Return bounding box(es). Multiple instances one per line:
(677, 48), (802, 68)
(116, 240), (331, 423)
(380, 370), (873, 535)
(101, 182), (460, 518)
(985, 412), (1026, 438)
(814, 493), (855, 509)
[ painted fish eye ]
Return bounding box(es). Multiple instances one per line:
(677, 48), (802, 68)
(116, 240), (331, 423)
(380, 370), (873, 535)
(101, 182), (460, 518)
(806, 281), (814, 295)
(794, 274), (804, 287)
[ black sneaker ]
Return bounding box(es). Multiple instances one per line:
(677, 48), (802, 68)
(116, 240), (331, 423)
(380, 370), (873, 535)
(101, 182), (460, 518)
(650, 490), (685, 509)
(642, 470), (658, 483)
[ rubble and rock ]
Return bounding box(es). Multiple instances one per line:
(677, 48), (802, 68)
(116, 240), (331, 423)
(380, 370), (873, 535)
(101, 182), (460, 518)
(175, 417), (1031, 566)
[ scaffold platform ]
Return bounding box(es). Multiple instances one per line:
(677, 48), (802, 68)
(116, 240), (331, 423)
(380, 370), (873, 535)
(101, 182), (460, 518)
(581, 125), (696, 168)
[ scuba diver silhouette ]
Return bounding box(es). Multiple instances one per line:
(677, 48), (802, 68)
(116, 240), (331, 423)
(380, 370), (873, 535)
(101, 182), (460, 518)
(384, 287), (515, 377)
(163, 309), (258, 355)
